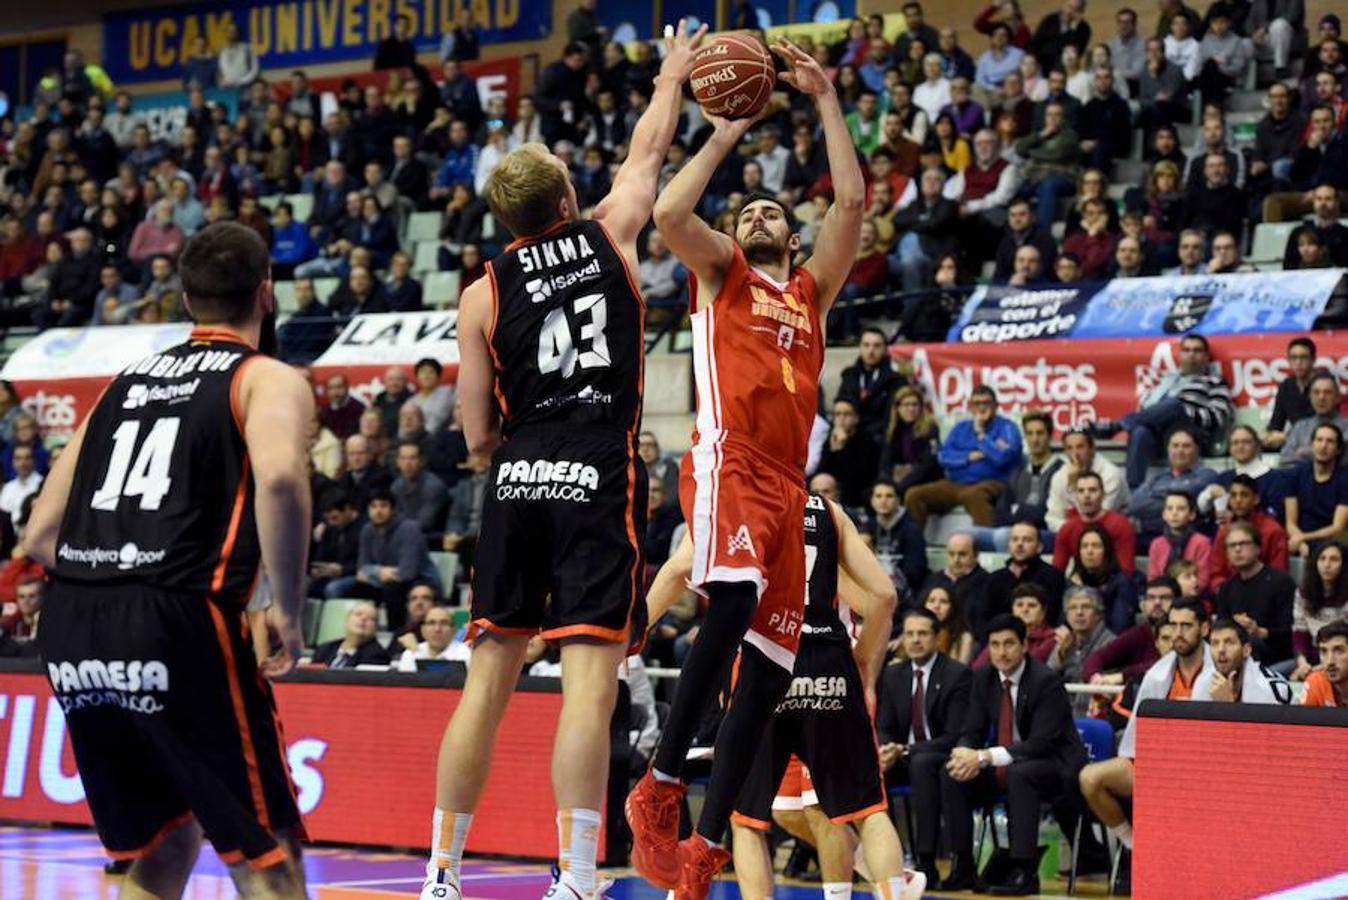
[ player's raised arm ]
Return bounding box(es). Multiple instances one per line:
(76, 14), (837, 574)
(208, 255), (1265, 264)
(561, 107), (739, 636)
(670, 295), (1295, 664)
(593, 20), (707, 247)
(774, 39), (864, 315)
(240, 357), (315, 673)
(455, 278), (502, 457)
(832, 499), (897, 702)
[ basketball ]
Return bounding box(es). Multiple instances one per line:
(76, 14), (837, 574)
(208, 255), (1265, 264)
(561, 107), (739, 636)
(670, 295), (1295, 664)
(689, 35), (775, 120)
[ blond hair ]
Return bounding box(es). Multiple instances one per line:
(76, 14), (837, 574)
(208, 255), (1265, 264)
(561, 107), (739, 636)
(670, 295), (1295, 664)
(482, 143), (570, 239)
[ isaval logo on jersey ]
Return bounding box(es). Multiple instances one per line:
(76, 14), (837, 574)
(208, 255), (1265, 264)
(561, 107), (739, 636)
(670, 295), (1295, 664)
(122, 379), (201, 409)
(526, 258), (603, 303)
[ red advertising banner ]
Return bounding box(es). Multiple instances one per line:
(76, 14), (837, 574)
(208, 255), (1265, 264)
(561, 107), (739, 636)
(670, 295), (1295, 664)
(892, 331), (1348, 434)
(0, 671), (566, 857)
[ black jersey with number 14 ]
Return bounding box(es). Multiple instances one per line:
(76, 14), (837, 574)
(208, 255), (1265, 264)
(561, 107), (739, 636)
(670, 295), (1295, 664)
(487, 219), (643, 438)
(51, 328), (261, 605)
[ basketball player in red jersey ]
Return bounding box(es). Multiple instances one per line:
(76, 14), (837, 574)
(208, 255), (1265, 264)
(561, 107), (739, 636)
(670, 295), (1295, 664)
(625, 38), (865, 900)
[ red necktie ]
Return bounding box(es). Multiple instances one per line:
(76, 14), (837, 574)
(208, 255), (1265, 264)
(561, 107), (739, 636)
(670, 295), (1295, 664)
(996, 678), (1014, 789)
(912, 669), (928, 742)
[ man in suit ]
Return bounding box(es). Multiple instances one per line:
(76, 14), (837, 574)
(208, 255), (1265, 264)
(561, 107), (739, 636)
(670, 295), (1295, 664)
(940, 614), (1088, 894)
(312, 601), (392, 668)
(878, 607), (972, 887)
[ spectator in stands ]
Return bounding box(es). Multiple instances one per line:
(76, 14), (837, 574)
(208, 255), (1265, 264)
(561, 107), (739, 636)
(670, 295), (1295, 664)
(181, 36), (218, 91)
(1061, 197), (1117, 278)
(1203, 229), (1254, 274)
(1014, 100), (1081, 219)
(922, 533), (994, 640)
(1004, 244), (1045, 285)
(391, 584), (440, 652)
(268, 202), (316, 281)
(1287, 423), (1348, 556)
(390, 402), (432, 463)
(837, 328), (906, 445)
(382, 252), (422, 312)
(1185, 116), (1247, 191)
(1128, 426), (1219, 539)
(0, 578), (43, 642)
(1083, 577), (1179, 686)
(987, 410), (1061, 538)
(442, 452), (489, 568)
(1111, 235), (1154, 277)
(877, 606), (971, 888)
(357, 407), (391, 466)
(638, 230), (686, 310)
(1292, 543), (1348, 678)
(410, 357), (454, 434)
(309, 160), (357, 240)
(330, 264), (392, 316)
(988, 69), (1034, 137)
(439, 9), (482, 63)
(816, 398), (880, 508)
(1046, 429), (1129, 531)
(865, 480), (928, 596)
(308, 491), (362, 598)
(879, 386), (943, 500)
(1194, 619), (1290, 702)
(336, 489), (439, 629)
(845, 91), (883, 156)
(396, 604), (470, 672)
(32, 226), (98, 329)
(312, 601), (392, 668)
(906, 385), (1023, 526)
(1280, 372), (1348, 466)
(126, 199), (184, 268)
(986, 520), (1067, 626)
(536, 44), (590, 146)
(1216, 521), (1297, 666)
(1290, 227), (1337, 269)
(1109, 7), (1147, 89)
(1185, 153), (1248, 239)
(939, 25), (980, 81)
(1250, 83), (1305, 198)
(915, 53), (954, 122)
(1301, 622), (1348, 706)
(975, 24), (1026, 102)
(889, 167), (959, 292)
(993, 198), (1058, 282)
(391, 439), (448, 538)
(636, 432), (678, 509)
(1247, 0), (1304, 79)
(216, 23), (259, 89)
(93, 263), (138, 325)
(1288, 107), (1348, 194)
(373, 14), (417, 70)
(923, 583), (975, 664)
(1284, 185), (1348, 268)
(939, 77), (986, 136)
(338, 434), (393, 514)
(951, 129), (1020, 251)
(1103, 334), (1233, 489)
(390, 135), (431, 211)
(372, 367), (413, 438)
(645, 480), (683, 568)
(1163, 12), (1201, 82)
(1066, 522), (1139, 634)
(1147, 490), (1213, 590)
(0, 445), (42, 528)
(320, 374), (365, 441)
(1197, 5), (1253, 108)
(1137, 36), (1190, 136)
(1049, 586), (1115, 714)
(1078, 67), (1132, 171)
(1209, 474), (1289, 590)
(277, 280), (336, 364)
(1030, 0), (1091, 72)
(940, 613), (1088, 895)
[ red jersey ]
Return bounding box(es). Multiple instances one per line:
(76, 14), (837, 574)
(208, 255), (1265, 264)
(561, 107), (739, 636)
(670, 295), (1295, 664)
(689, 244), (824, 473)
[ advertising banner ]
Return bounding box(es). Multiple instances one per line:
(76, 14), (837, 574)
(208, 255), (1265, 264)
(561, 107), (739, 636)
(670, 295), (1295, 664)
(946, 284), (1097, 343)
(0, 671), (568, 856)
(892, 330), (1348, 435)
(103, 1), (547, 84)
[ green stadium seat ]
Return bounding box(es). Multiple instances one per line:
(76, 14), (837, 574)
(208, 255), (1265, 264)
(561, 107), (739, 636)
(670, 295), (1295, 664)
(424, 270), (462, 308)
(430, 552), (460, 592)
(311, 277), (340, 302)
(315, 599), (363, 647)
(1249, 221), (1297, 263)
(405, 211), (443, 243)
(273, 280), (299, 315)
(482, 212), (497, 241)
(450, 608), (471, 631)
(285, 192), (314, 224)
(301, 597), (323, 648)
(413, 240), (441, 275)
(258, 194), (281, 211)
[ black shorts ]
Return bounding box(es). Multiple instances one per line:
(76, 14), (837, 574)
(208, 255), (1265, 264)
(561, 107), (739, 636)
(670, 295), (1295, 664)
(732, 639), (887, 829)
(38, 582), (302, 869)
(471, 426), (648, 642)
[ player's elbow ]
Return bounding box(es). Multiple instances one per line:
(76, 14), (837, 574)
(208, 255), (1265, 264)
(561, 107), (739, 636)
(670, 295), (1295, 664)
(255, 464), (308, 499)
(873, 586), (898, 619)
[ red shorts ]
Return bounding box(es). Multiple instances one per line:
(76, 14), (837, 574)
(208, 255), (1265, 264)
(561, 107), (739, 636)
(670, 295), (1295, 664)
(679, 444), (806, 671)
(771, 756), (817, 811)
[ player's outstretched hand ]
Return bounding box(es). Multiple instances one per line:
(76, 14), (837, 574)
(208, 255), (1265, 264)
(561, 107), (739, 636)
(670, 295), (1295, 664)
(772, 38), (833, 97)
(705, 104), (771, 144)
(263, 620), (304, 679)
(658, 18), (710, 82)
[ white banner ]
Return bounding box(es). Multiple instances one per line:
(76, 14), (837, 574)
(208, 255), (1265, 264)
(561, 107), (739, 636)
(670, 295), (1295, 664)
(1, 324), (192, 381)
(313, 311), (460, 368)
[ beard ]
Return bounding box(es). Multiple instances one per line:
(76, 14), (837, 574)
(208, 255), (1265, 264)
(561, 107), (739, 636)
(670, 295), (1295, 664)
(258, 307), (278, 357)
(741, 231), (789, 266)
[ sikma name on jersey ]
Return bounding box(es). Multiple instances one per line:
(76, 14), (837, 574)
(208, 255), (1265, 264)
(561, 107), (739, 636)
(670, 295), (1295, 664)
(516, 232), (596, 274)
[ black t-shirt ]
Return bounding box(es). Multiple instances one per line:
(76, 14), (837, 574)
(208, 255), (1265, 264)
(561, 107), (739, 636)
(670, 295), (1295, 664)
(1215, 565), (1297, 663)
(1295, 462), (1348, 532)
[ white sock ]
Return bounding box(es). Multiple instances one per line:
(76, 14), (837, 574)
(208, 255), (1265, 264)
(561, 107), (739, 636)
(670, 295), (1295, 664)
(875, 876), (911, 900)
(427, 808), (473, 880)
(558, 808), (602, 894)
(1109, 821), (1134, 849)
(652, 768), (681, 784)
(824, 881), (853, 900)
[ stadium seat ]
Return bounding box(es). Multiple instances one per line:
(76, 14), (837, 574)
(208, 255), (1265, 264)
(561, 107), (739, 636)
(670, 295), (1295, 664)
(285, 192), (314, 224)
(424, 270), (461, 308)
(405, 211), (443, 244)
(430, 551), (460, 592)
(272, 280), (299, 315)
(481, 212), (497, 241)
(258, 194), (281, 211)
(413, 240), (441, 275)
(315, 599), (363, 646)
(1070, 718), (1118, 895)
(979, 552), (1009, 572)
(311, 277), (340, 302)
(301, 598), (323, 648)
(1250, 222), (1297, 263)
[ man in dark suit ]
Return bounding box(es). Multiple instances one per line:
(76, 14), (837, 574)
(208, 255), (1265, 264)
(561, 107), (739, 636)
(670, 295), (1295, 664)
(940, 614), (1087, 894)
(984, 522), (1068, 626)
(878, 607), (972, 888)
(311, 601), (392, 668)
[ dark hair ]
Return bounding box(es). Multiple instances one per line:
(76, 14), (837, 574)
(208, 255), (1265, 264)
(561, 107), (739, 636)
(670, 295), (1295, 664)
(1304, 541), (1348, 612)
(1146, 576), (1180, 597)
(986, 613), (1027, 642)
(415, 357), (443, 376)
(1074, 470), (1104, 490)
(275, 201), (293, 217)
(563, 42), (587, 57)
(1225, 519), (1261, 548)
(901, 607), (941, 630)
(1228, 473), (1259, 495)
(1164, 490), (1195, 512)
(1314, 421), (1344, 448)
(1010, 582), (1047, 606)
(1021, 409), (1052, 431)
(367, 487), (396, 507)
(1168, 598), (1206, 623)
(970, 384), (998, 404)
(1166, 425), (1199, 447)
(1180, 332), (1211, 354)
(320, 490), (354, 513)
(1074, 522), (1119, 578)
(991, 22), (1013, 38)
(398, 439), (424, 455)
(1209, 616), (1250, 644)
(1309, 370), (1339, 393)
(178, 222), (269, 326)
(1290, 336), (1318, 357)
(1316, 620), (1348, 648)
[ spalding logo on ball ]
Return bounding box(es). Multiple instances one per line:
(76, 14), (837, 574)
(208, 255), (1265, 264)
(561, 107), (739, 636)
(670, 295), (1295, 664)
(690, 35), (775, 119)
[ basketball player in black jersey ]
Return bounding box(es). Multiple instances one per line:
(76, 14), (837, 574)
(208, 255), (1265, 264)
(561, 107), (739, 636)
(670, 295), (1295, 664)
(25, 222), (313, 899)
(647, 494), (926, 900)
(420, 21), (707, 900)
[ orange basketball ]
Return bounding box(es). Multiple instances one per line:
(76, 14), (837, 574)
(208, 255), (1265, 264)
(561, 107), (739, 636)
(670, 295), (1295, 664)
(689, 35), (775, 120)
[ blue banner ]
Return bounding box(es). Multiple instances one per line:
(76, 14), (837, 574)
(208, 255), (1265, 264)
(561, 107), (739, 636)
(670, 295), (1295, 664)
(947, 283), (1100, 343)
(1071, 269), (1345, 339)
(103, 0), (548, 84)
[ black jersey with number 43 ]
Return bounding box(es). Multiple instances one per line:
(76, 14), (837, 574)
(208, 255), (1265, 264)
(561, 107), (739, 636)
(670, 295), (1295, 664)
(487, 220), (643, 437)
(803, 492), (853, 644)
(51, 329), (262, 604)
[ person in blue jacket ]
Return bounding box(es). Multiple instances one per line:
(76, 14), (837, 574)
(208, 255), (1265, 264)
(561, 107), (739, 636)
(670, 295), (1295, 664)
(904, 384), (1024, 526)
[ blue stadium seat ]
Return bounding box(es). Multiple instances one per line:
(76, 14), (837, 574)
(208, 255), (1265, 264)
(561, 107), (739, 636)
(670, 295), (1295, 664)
(1070, 718), (1118, 896)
